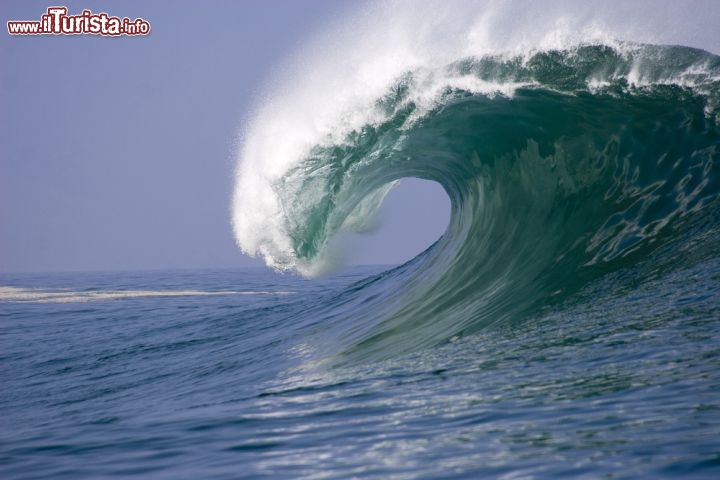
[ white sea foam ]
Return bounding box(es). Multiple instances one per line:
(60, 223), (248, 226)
(0, 286), (294, 303)
(231, 0), (720, 276)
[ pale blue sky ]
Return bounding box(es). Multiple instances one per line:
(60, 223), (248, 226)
(0, 0), (449, 273)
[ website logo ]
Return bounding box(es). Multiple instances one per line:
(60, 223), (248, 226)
(7, 7), (151, 36)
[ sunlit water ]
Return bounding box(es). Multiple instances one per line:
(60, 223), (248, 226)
(2, 264), (719, 479)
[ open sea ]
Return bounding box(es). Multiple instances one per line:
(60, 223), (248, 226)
(1, 261), (719, 478)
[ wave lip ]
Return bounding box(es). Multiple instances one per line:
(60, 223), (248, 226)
(233, 42), (720, 274)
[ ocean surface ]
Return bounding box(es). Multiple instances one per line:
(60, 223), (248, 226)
(1, 261), (720, 479)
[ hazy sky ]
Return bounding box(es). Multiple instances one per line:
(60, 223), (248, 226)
(0, 0), (450, 273)
(2, 1), (718, 274)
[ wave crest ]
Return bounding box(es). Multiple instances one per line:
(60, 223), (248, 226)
(231, 3), (720, 359)
(233, 44), (719, 276)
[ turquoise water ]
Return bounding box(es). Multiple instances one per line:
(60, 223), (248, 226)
(233, 44), (720, 363)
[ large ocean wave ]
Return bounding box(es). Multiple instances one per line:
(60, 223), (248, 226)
(232, 1), (720, 361)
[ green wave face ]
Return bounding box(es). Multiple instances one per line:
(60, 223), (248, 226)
(236, 45), (720, 361)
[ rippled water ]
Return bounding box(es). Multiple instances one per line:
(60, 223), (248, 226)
(2, 263), (719, 479)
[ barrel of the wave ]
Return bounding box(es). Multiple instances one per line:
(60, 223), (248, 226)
(232, 44), (720, 362)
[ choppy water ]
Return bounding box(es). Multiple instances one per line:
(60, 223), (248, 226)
(1, 264), (719, 478)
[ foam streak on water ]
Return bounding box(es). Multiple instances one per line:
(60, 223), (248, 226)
(0, 286), (294, 303)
